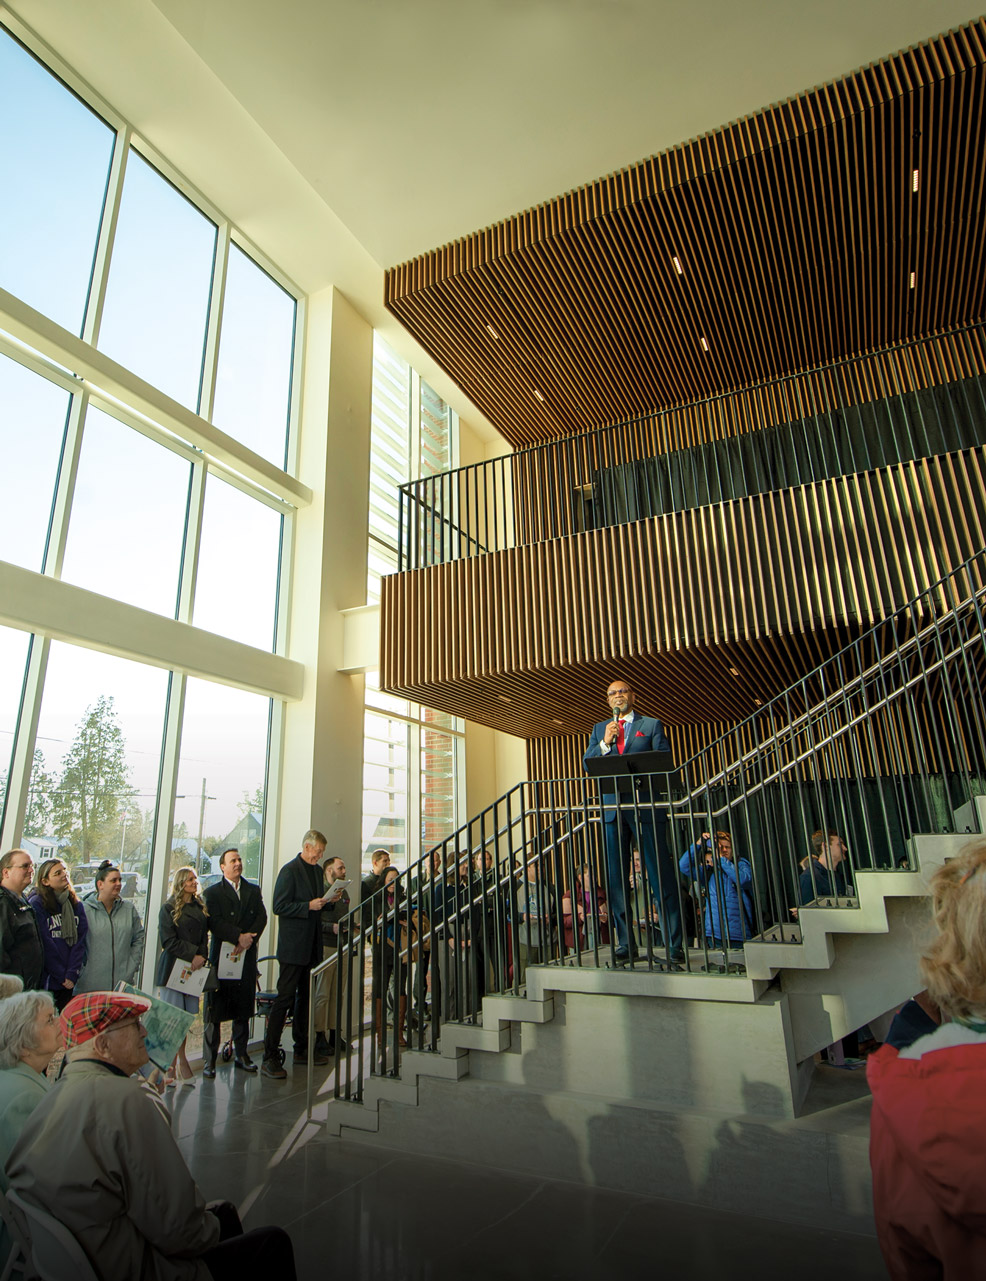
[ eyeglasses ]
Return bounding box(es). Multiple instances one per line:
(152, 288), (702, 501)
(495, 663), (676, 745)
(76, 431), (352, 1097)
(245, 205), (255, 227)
(607, 689), (631, 698)
(104, 1019), (146, 1036)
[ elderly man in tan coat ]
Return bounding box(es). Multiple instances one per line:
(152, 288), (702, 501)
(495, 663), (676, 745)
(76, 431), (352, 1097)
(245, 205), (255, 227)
(6, 991), (295, 1280)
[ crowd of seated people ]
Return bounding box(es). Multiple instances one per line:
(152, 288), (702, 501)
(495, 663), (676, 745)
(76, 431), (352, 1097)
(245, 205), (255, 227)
(0, 978), (297, 1278)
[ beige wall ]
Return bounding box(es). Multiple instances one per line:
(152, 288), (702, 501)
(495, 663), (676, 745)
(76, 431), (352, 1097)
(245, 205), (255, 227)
(465, 720), (528, 818)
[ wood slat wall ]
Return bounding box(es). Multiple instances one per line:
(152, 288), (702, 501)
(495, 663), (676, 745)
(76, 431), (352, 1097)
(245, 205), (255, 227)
(384, 20), (986, 449)
(381, 446), (986, 737)
(527, 686), (986, 788)
(507, 326), (986, 549)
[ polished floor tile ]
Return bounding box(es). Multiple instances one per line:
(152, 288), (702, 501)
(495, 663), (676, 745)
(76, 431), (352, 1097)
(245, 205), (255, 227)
(169, 1055), (888, 1281)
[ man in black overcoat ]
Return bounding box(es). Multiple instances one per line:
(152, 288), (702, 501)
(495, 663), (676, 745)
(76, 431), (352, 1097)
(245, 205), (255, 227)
(203, 846), (268, 1076)
(261, 828), (330, 1079)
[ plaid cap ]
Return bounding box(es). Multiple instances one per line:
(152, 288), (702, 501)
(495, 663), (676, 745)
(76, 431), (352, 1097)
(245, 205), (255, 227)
(61, 992), (151, 1051)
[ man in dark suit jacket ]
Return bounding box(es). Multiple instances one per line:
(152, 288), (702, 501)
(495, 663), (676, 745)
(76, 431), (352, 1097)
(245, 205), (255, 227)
(202, 847), (267, 1077)
(261, 829), (330, 1080)
(584, 678), (683, 966)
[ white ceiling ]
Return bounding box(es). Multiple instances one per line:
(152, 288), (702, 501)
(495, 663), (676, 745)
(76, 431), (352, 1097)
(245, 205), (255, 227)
(6, 0), (984, 439)
(150, 0), (983, 266)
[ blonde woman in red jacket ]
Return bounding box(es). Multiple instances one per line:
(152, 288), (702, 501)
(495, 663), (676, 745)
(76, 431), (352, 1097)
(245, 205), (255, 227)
(868, 840), (986, 1278)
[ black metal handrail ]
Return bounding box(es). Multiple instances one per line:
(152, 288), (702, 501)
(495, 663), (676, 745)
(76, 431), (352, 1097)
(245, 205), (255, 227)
(312, 547), (986, 1112)
(397, 325), (986, 570)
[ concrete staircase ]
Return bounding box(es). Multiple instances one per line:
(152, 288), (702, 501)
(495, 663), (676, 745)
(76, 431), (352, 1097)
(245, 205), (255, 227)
(316, 814), (982, 1232)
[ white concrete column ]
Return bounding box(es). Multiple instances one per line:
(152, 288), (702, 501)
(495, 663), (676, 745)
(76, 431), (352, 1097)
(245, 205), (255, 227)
(275, 286), (372, 872)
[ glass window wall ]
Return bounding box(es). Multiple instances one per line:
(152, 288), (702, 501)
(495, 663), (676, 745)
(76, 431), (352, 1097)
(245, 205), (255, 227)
(212, 243), (295, 467)
(60, 405), (192, 615)
(193, 474), (282, 650)
(31, 642), (170, 932)
(174, 678), (271, 884)
(98, 149), (217, 411)
(0, 28), (115, 333)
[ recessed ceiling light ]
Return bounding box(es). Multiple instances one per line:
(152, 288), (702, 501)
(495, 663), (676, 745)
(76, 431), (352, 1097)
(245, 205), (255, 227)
(753, 698), (763, 707)
(912, 169), (919, 193)
(533, 388), (544, 402)
(672, 256), (684, 275)
(700, 337), (709, 352)
(909, 271), (916, 289)
(497, 694), (512, 702)
(728, 666), (740, 676)
(551, 718), (563, 725)
(486, 323), (499, 340)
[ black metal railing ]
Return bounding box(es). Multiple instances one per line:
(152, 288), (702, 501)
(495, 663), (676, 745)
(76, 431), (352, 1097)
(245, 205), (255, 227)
(397, 328), (986, 570)
(309, 547), (986, 1113)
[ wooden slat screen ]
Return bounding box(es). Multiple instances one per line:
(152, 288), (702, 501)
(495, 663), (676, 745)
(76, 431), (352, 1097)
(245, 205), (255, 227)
(381, 447), (986, 736)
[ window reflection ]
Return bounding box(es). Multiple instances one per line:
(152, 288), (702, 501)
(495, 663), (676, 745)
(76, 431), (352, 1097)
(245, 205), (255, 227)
(60, 406), (191, 615)
(0, 28), (115, 333)
(98, 149), (217, 411)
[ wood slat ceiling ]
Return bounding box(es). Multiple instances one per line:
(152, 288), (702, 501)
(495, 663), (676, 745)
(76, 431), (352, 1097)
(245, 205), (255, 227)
(385, 19), (986, 448)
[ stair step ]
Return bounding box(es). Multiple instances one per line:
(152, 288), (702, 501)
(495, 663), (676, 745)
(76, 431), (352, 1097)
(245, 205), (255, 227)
(364, 1074), (418, 1108)
(481, 994), (554, 1025)
(399, 1048), (470, 1082)
(440, 1021), (512, 1054)
(324, 1098), (380, 1137)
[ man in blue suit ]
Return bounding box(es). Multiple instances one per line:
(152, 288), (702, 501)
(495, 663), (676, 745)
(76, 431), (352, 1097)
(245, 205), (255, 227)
(584, 678), (684, 966)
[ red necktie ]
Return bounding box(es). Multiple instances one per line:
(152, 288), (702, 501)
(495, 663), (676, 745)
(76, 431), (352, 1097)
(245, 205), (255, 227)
(617, 718), (626, 754)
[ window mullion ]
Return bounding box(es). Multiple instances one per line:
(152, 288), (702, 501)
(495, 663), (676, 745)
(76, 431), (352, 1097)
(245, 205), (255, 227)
(409, 719), (422, 858)
(43, 389), (89, 579)
(81, 126), (132, 347)
(0, 635), (50, 851)
(409, 369), (422, 480)
(176, 460), (208, 625)
(283, 297), (306, 479)
(198, 221), (230, 421)
(141, 670), (186, 984)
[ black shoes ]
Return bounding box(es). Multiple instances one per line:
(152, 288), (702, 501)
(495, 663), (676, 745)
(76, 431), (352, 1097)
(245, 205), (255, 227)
(294, 1044), (329, 1066)
(261, 1058), (287, 1080)
(234, 1056), (258, 1073)
(202, 1062), (217, 1079)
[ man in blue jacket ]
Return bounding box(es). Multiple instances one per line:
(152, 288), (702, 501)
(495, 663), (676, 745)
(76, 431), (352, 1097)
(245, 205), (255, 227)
(584, 679), (683, 966)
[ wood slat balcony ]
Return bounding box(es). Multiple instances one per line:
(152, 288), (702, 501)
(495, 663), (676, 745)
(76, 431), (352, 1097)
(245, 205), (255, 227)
(381, 447), (986, 738)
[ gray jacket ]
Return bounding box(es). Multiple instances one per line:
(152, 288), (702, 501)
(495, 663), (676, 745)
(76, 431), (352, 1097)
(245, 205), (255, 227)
(7, 1058), (217, 1281)
(75, 893), (145, 992)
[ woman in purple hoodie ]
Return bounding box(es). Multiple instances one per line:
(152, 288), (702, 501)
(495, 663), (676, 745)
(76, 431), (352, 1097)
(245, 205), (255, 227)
(26, 858), (88, 1011)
